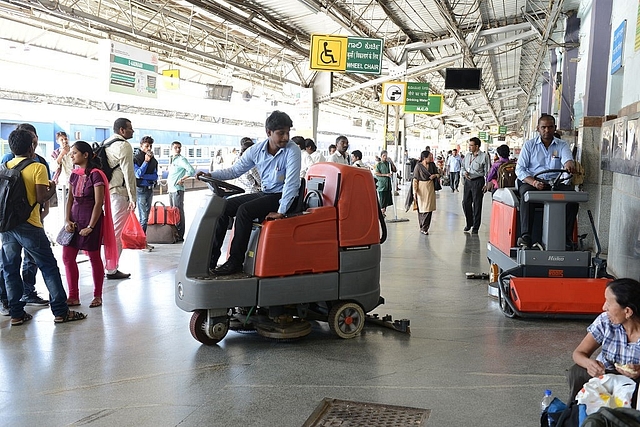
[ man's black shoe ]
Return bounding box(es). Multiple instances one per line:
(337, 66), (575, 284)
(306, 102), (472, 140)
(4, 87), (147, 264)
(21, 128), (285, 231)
(214, 260), (243, 276)
(463, 226), (471, 232)
(471, 229), (479, 234)
(517, 235), (531, 249)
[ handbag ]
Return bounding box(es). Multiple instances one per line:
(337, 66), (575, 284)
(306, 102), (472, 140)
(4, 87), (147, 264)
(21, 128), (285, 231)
(56, 226), (75, 246)
(121, 211), (147, 250)
(148, 201), (180, 226)
(433, 177), (442, 191)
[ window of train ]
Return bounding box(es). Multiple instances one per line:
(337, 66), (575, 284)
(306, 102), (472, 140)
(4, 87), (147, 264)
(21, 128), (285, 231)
(153, 147), (160, 157)
(187, 148), (194, 157)
(163, 148), (170, 157)
(95, 128), (109, 141)
(195, 148), (203, 158)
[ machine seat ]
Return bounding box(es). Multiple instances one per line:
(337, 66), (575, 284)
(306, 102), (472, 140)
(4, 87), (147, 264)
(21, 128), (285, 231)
(492, 188), (520, 208)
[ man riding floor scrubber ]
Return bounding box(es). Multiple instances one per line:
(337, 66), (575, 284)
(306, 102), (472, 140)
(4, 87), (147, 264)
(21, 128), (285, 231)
(175, 162), (393, 344)
(486, 168), (611, 318)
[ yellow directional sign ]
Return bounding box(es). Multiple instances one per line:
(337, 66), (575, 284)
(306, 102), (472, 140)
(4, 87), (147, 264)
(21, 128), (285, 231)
(381, 82), (406, 105)
(162, 69), (180, 90)
(310, 35), (348, 71)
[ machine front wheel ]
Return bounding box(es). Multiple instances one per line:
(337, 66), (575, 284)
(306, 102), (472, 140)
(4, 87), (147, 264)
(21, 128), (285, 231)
(328, 302), (365, 339)
(189, 310), (229, 345)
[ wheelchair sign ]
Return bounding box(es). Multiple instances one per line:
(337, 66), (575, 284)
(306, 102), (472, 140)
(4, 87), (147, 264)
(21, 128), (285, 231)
(310, 35), (348, 71)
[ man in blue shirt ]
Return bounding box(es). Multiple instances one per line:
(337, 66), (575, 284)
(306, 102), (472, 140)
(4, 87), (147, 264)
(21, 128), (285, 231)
(515, 114), (577, 249)
(197, 111), (301, 275)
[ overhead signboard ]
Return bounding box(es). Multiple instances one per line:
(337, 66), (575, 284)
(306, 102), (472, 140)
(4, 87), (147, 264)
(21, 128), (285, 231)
(162, 69), (180, 90)
(102, 40), (158, 98)
(478, 131), (488, 140)
(310, 34), (383, 75)
(499, 125), (508, 134)
(381, 82), (406, 105)
(403, 94), (443, 114)
(345, 37), (383, 74)
(309, 35), (348, 71)
(404, 82), (430, 108)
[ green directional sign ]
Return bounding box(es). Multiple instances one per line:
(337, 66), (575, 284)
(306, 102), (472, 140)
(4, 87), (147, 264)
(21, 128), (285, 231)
(405, 82), (430, 107)
(478, 131), (488, 140)
(345, 37), (384, 74)
(404, 94), (443, 114)
(499, 126), (508, 134)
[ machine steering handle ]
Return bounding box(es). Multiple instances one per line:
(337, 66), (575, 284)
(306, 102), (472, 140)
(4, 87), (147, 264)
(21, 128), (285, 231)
(532, 168), (573, 191)
(198, 175), (245, 198)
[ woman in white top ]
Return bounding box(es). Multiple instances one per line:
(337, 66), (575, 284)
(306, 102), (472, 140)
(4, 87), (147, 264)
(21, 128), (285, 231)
(300, 138), (325, 177)
(235, 138), (261, 193)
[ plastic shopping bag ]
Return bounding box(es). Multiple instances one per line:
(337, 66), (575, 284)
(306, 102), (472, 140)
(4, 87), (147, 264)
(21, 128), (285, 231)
(576, 374), (636, 416)
(121, 211), (147, 250)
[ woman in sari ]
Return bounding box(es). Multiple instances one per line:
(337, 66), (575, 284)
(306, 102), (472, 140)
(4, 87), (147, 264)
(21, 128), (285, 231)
(374, 150), (395, 216)
(412, 150), (440, 235)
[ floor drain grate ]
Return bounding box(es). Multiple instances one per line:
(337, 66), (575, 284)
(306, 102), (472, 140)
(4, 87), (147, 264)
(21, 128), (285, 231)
(302, 397), (430, 426)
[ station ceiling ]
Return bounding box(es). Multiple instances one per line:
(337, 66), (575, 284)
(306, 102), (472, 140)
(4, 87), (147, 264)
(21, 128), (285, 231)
(0, 0), (581, 135)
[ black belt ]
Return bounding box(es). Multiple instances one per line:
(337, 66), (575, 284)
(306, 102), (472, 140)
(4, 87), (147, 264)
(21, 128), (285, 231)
(468, 176), (484, 181)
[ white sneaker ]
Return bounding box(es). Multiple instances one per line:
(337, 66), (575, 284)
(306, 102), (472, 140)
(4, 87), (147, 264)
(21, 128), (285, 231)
(144, 244), (154, 252)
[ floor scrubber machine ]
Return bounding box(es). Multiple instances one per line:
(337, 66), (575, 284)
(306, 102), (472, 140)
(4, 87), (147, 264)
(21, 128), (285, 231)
(175, 162), (395, 344)
(486, 169), (611, 318)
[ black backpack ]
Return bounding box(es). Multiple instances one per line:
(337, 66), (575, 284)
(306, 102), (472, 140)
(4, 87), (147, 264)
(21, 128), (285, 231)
(0, 158), (37, 232)
(93, 139), (120, 183)
(582, 407), (640, 426)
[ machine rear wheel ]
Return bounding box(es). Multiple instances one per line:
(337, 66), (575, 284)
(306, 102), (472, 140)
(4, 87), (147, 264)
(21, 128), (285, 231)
(329, 302), (365, 339)
(189, 310), (229, 345)
(497, 279), (517, 318)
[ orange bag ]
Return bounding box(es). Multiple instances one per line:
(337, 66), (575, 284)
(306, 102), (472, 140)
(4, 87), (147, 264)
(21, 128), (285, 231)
(121, 211), (147, 250)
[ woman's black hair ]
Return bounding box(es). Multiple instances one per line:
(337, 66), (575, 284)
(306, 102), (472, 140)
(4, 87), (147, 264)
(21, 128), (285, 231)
(72, 140), (102, 175)
(240, 137), (254, 156)
(608, 278), (640, 317)
(496, 144), (510, 159)
(420, 150), (430, 161)
(304, 138), (317, 151)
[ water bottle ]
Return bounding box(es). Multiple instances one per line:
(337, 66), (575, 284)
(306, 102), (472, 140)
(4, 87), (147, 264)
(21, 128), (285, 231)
(541, 389), (553, 413)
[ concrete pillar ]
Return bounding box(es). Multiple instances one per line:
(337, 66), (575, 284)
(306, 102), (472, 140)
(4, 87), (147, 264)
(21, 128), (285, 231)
(583, 0), (612, 117)
(575, 0), (614, 254)
(541, 70), (552, 114)
(576, 116), (614, 254)
(559, 13), (580, 131)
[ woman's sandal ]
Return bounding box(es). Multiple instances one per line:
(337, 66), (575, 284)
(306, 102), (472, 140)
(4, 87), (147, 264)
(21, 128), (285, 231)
(66, 299), (81, 307)
(54, 310), (87, 324)
(89, 298), (102, 308)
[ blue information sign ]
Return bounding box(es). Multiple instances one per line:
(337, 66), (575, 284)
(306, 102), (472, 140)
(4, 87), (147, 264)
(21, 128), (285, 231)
(611, 20), (626, 75)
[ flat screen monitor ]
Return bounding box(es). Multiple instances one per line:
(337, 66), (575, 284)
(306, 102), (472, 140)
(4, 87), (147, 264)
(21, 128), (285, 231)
(206, 84), (233, 101)
(444, 68), (482, 90)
